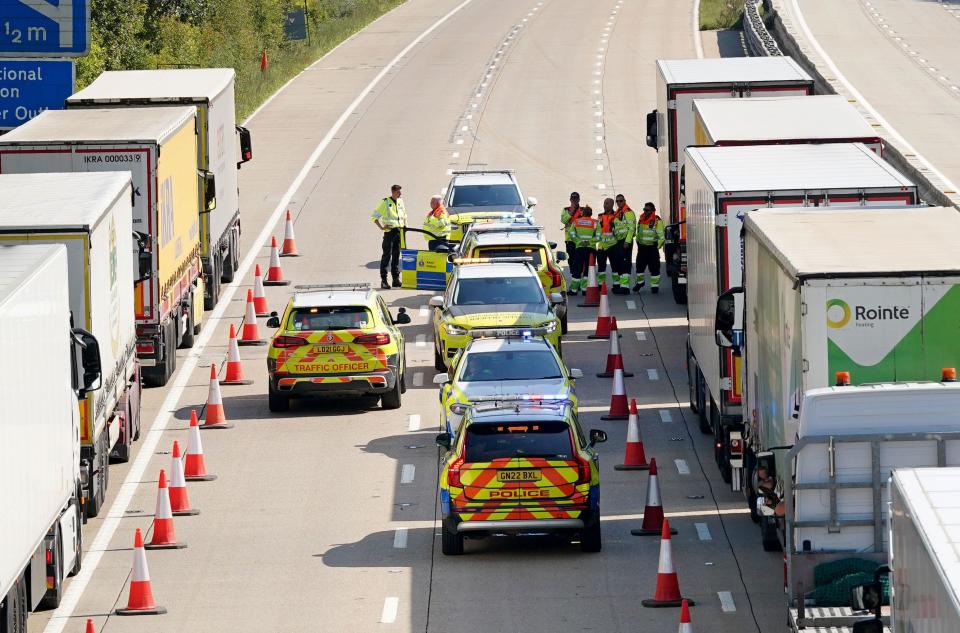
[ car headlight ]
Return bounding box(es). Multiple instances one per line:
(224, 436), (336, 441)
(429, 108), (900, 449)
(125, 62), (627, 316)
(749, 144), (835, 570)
(446, 323), (468, 336)
(540, 321), (558, 333)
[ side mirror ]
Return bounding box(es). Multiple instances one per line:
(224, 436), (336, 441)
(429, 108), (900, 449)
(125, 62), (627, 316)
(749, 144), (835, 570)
(588, 429), (607, 447)
(555, 251), (568, 262)
(547, 241), (557, 250)
(266, 315), (281, 328)
(526, 196), (538, 208)
(646, 110), (658, 150)
(200, 171), (217, 212)
(435, 432), (452, 450)
(715, 286), (743, 349)
(433, 372), (449, 385)
(549, 292), (564, 305)
(851, 583), (883, 612)
(394, 307), (411, 325)
(428, 296), (444, 308)
(664, 223), (680, 243)
(236, 125), (253, 167)
(569, 368), (583, 379)
(72, 327), (102, 395)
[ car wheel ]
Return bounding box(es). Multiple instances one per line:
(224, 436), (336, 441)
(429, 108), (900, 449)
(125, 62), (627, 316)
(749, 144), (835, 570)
(400, 364), (407, 394)
(268, 384), (290, 412)
(579, 519), (602, 553)
(441, 520), (464, 556)
(434, 346), (446, 371)
(382, 378), (402, 410)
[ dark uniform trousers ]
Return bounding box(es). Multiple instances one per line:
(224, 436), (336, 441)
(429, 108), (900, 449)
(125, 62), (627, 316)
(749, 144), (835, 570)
(380, 228), (402, 281)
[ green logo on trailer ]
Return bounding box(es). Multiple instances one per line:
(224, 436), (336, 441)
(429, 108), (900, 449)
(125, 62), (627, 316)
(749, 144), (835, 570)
(826, 299), (851, 329)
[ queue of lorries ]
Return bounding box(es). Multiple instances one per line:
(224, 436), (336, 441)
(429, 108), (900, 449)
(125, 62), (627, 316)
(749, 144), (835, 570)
(0, 69), (252, 631)
(647, 57), (960, 632)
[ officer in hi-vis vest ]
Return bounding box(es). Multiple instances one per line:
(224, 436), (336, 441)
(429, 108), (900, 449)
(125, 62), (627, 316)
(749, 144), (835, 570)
(371, 184), (407, 289)
(634, 201), (665, 294)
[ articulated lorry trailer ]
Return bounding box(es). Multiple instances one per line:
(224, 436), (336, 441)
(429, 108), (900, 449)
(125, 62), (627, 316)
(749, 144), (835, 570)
(692, 94), (882, 154)
(0, 106), (208, 387)
(0, 244), (103, 632)
(685, 143), (917, 487)
(0, 172), (140, 518)
(67, 68), (254, 309)
(646, 56), (813, 304)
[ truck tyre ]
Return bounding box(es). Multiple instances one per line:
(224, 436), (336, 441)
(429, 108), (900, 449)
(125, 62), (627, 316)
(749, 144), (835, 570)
(381, 378), (402, 410)
(70, 499), (83, 575)
(180, 294), (196, 349)
(39, 525), (63, 609)
(579, 519), (602, 553)
(687, 346), (699, 414)
(268, 384), (290, 413)
(1, 575), (28, 632)
(221, 239), (236, 283)
(697, 374), (711, 434)
(441, 520), (464, 556)
(761, 517), (782, 552)
(110, 407), (132, 463)
(671, 277), (687, 305)
(204, 258), (221, 311)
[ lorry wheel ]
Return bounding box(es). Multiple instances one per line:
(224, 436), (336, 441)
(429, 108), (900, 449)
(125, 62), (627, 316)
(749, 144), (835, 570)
(205, 258), (221, 310)
(221, 242), (236, 283)
(698, 383), (712, 435)
(268, 384), (290, 413)
(671, 277), (687, 304)
(180, 295), (196, 349)
(687, 346), (699, 414)
(579, 519), (602, 553)
(2, 575), (28, 632)
(761, 518), (782, 552)
(40, 526), (63, 609)
(441, 520), (464, 556)
(71, 499), (83, 575)
(110, 412), (132, 463)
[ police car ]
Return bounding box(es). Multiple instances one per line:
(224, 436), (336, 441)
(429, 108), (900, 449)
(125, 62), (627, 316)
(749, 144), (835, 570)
(444, 170), (537, 241)
(435, 397), (606, 555)
(430, 259), (564, 371)
(265, 283), (411, 412)
(433, 329), (582, 435)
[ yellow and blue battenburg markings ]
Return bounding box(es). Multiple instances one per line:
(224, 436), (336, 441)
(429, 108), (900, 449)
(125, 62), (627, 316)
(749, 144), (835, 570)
(401, 249), (453, 290)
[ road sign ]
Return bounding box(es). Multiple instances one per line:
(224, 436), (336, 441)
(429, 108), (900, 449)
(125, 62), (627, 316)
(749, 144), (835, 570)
(284, 9), (306, 41)
(0, 0), (89, 56)
(0, 58), (73, 129)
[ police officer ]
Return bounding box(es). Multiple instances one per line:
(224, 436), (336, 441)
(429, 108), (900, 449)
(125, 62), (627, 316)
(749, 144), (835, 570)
(613, 194), (636, 292)
(567, 205), (597, 296)
(371, 184), (407, 289)
(423, 194), (451, 251)
(596, 197), (626, 294)
(560, 191), (583, 255)
(634, 201), (665, 294)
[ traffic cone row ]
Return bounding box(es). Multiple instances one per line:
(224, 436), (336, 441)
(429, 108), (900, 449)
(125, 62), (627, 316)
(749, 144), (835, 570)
(238, 289), (266, 346)
(588, 282), (613, 339)
(642, 519), (695, 608)
(168, 440), (198, 516)
(615, 400), (649, 470)
(578, 253), (600, 307)
(601, 367), (629, 420)
(145, 470), (186, 550)
(263, 236), (289, 286)
(220, 324), (253, 385)
(115, 529), (167, 615)
(203, 365), (233, 429)
(597, 317), (632, 378)
(280, 210), (299, 256)
(253, 264), (270, 316)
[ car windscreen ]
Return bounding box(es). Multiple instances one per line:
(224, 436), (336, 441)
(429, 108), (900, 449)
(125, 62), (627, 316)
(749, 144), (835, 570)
(451, 184), (522, 207)
(475, 246), (544, 268)
(460, 350), (562, 381)
(465, 421), (573, 462)
(286, 306), (372, 331)
(452, 276), (544, 306)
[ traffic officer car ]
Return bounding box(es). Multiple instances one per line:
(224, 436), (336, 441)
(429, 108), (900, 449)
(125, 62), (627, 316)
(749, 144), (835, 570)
(444, 170), (537, 241)
(457, 223), (569, 332)
(430, 259), (564, 371)
(265, 283), (411, 412)
(435, 397), (607, 555)
(433, 329), (582, 434)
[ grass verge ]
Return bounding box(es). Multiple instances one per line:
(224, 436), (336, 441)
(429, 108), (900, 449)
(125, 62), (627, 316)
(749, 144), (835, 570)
(700, 0), (746, 31)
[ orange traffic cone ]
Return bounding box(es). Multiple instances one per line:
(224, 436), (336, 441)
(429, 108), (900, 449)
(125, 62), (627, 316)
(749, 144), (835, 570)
(588, 282), (613, 339)
(238, 290), (266, 346)
(578, 253), (600, 307)
(168, 440), (198, 516)
(115, 529), (167, 615)
(203, 365), (233, 429)
(598, 317), (632, 378)
(220, 325), (253, 385)
(184, 410), (216, 482)
(615, 399), (650, 470)
(601, 367), (629, 420)
(85, 619), (96, 633)
(642, 519), (694, 608)
(280, 210), (299, 256)
(263, 236), (289, 286)
(252, 264), (270, 316)
(145, 470), (186, 550)
(631, 458), (678, 536)
(678, 599), (694, 631)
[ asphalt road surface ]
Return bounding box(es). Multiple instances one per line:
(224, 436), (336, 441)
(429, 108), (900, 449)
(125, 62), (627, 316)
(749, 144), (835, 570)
(30, 2), (788, 631)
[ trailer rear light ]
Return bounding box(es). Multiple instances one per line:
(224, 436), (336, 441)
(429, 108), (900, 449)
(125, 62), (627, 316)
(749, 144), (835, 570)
(137, 342), (155, 354)
(355, 333), (391, 346)
(273, 335), (308, 349)
(46, 549), (52, 564)
(835, 371), (851, 386)
(47, 576), (54, 589)
(730, 438), (743, 455)
(942, 367), (957, 382)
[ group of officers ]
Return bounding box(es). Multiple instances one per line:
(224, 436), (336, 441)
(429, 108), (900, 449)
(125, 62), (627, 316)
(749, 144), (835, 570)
(370, 185), (664, 295)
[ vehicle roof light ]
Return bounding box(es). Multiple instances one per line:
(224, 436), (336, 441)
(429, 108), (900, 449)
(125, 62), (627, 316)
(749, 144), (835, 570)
(835, 371), (851, 386)
(451, 256), (534, 265)
(468, 326), (551, 339)
(942, 367), (957, 382)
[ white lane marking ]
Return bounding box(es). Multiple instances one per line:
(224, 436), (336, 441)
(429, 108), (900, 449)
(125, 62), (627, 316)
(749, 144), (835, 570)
(596, 164), (604, 170)
(790, 0), (960, 195)
(381, 597), (400, 623)
(451, 151), (460, 159)
(461, 125), (469, 131)
(415, 334), (426, 347)
(695, 522), (712, 541)
(455, 138), (464, 144)
(393, 527), (409, 549)
(693, 0), (704, 58)
(636, 330), (647, 341)
(626, 300), (636, 310)
(675, 459), (690, 475)
(413, 372), (424, 387)
(659, 409), (673, 422)
(597, 183), (606, 190)
(647, 368), (659, 381)
(445, 168), (453, 175)
(41, 3), (477, 629)
(718, 591), (737, 613)
(408, 414), (421, 431)
(401, 464), (416, 484)
(419, 304), (429, 317)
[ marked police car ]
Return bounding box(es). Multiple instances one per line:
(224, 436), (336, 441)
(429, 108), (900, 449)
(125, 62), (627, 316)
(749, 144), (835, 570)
(434, 328), (582, 434)
(436, 397), (606, 555)
(265, 283), (411, 411)
(444, 170), (537, 241)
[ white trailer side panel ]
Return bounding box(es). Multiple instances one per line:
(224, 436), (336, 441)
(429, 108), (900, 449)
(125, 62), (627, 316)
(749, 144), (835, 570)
(0, 245), (77, 599)
(205, 75), (238, 251)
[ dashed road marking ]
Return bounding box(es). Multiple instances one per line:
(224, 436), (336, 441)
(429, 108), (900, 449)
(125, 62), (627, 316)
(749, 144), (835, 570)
(393, 528), (409, 548)
(647, 368), (659, 381)
(695, 522), (712, 541)
(419, 304), (429, 317)
(675, 459), (690, 475)
(413, 372), (424, 387)
(408, 414), (421, 432)
(381, 597), (400, 623)
(635, 330), (647, 341)
(626, 300), (636, 310)
(415, 334), (426, 347)
(401, 464), (416, 484)
(659, 409), (672, 422)
(455, 138), (464, 144)
(718, 591), (737, 613)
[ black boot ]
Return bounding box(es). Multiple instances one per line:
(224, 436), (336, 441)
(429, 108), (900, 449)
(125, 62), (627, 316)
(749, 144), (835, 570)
(380, 279), (390, 290)
(651, 287), (659, 294)
(392, 277), (402, 288)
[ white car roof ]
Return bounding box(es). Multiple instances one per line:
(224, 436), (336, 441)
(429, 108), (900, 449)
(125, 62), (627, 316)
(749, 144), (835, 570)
(451, 172), (516, 186)
(292, 290), (373, 308)
(464, 337), (555, 354)
(456, 262), (536, 279)
(471, 231), (545, 247)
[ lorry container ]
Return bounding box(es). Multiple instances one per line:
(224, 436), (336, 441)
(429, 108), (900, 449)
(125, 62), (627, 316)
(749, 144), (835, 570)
(67, 68), (254, 310)
(685, 143), (918, 487)
(0, 244), (102, 631)
(0, 172), (140, 518)
(0, 106), (207, 387)
(646, 57), (813, 304)
(692, 94), (882, 154)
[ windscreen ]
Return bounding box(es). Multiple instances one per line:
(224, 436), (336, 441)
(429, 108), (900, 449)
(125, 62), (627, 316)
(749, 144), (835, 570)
(451, 184), (522, 207)
(475, 246), (544, 268)
(465, 421), (573, 462)
(287, 307), (372, 331)
(453, 276), (544, 306)
(460, 350), (562, 381)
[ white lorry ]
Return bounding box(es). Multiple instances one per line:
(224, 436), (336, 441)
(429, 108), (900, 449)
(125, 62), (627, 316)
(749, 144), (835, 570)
(67, 68), (254, 309)
(0, 172), (140, 518)
(685, 143), (918, 487)
(0, 106), (207, 387)
(0, 244), (103, 631)
(692, 94), (883, 154)
(646, 57), (814, 304)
